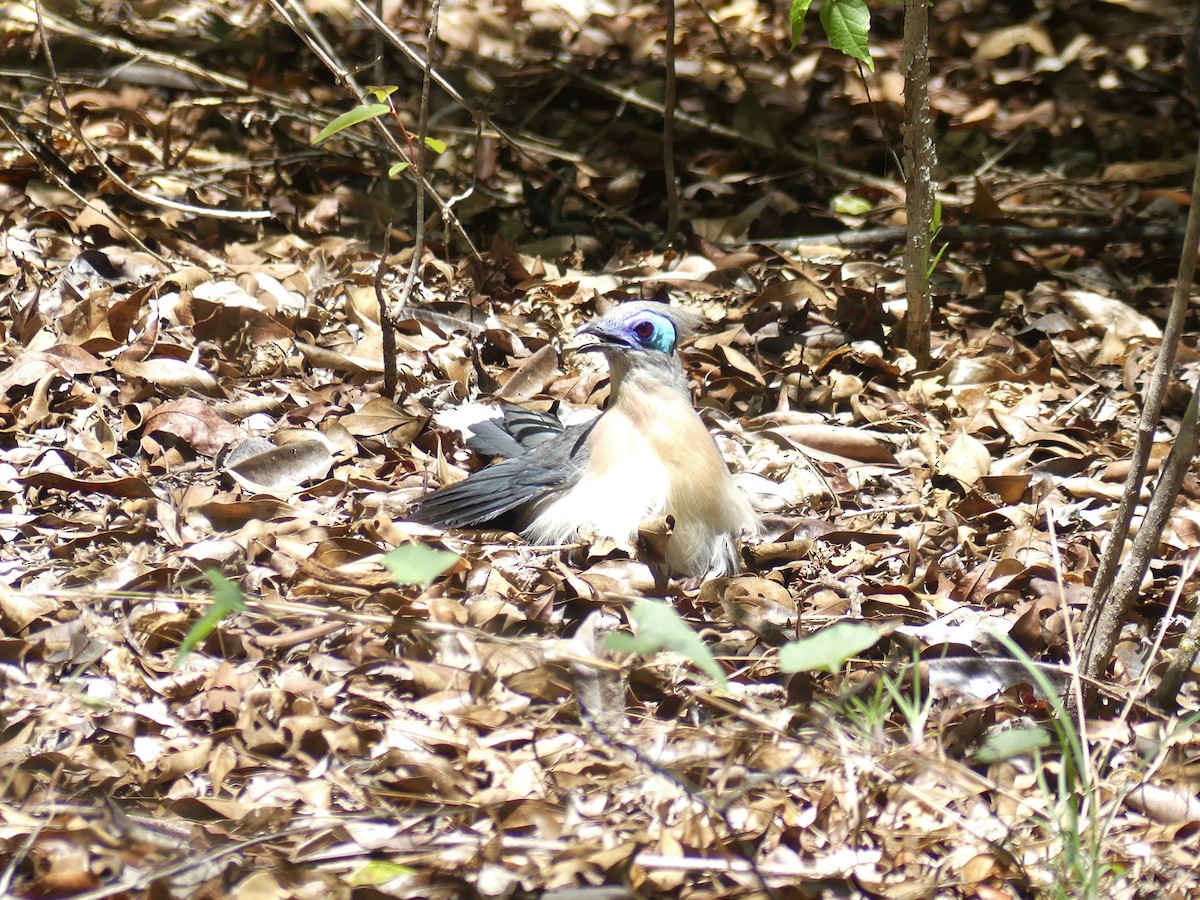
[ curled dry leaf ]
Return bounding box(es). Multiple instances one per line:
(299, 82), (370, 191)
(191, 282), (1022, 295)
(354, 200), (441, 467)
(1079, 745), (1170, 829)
(142, 397), (247, 456)
(0, 346), (108, 395)
(19, 471), (157, 499)
(223, 437), (335, 492)
(1060, 288), (1161, 341)
(341, 396), (427, 443)
(754, 417), (898, 465)
(192, 497), (297, 530)
(938, 431), (992, 486)
(1124, 782), (1200, 825)
(497, 343), (560, 400)
(0, 587), (60, 631)
(294, 339), (384, 374)
(113, 356), (223, 395)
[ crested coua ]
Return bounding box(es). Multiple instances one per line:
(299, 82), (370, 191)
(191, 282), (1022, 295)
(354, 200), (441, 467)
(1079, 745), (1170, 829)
(411, 302), (759, 577)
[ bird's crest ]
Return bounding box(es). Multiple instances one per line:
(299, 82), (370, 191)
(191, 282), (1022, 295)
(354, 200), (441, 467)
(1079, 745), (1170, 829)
(601, 300), (703, 340)
(579, 301), (705, 355)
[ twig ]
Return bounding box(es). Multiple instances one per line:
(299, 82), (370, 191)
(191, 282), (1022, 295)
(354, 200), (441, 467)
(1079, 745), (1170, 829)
(1143, 554), (1199, 711)
(394, 0), (441, 320)
(760, 222), (1188, 252)
(662, 0), (680, 244)
(373, 0), (386, 87)
(377, 223), (397, 399)
(1077, 103), (1200, 696)
(901, 0), (934, 367)
(272, 0), (480, 263)
(29, 1), (268, 231)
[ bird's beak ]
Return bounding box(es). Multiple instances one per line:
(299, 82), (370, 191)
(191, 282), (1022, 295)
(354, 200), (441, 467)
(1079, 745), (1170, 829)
(574, 319), (629, 354)
(574, 320), (608, 354)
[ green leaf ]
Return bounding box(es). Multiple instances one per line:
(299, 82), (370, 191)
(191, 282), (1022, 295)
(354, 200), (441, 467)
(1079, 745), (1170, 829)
(388, 161), (410, 178)
(424, 136), (447, 154)
(364, 85), (399, 103)
(606, 601), (728, 686)
(974, 727), (1052, 764)
(312, 103), (390, 144)
(832, 192), (873, 215)
(820, 0), (873, 70)
(175, 569), (249, 668)
(382, 543), (459, 587)
(926, 241), (948, 279)
(778, 621), (883, 673)
(789, 0), (816, 48)
(348, 860), (416, 886)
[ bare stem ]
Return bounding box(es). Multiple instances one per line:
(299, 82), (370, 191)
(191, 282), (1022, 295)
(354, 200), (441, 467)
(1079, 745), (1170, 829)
(662, 0), (680, 245)
(901, 0), (934, 367)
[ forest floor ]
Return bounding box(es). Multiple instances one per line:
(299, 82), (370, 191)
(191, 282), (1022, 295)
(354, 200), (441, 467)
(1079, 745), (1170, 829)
(2, 0), (1200, 897)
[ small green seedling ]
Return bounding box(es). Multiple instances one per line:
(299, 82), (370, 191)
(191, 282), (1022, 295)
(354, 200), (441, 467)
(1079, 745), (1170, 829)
(606, 600), (728, 687)
(832, 192), (874, 216)
(175, 568), (249, 668)
(790, 0), (874, 71)
(974, 726), (1053, 765)
(779, 620), (884, 673)
(382, 543), (460, 587)
(926, 198), (948, 280)
(348, 860), (417, 887)
(313, 85), (446, 177)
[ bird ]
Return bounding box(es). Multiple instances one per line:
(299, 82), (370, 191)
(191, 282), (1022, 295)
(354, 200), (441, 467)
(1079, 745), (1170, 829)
(410, 301), (759, 578)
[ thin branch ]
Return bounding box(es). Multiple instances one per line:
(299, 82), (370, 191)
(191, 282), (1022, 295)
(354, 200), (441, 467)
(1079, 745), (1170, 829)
(760, 222), (1188, 252)
(377, 224), (397, 399)
(1078, 121), (1200, 692)
(1079, 384), (1200, 692)
(393, 0), (441, 321)
(31, 0), (269, 229)
(662, 0), (680, 244)
(901, 0), (934, 367)
(272, 0), (480, 262)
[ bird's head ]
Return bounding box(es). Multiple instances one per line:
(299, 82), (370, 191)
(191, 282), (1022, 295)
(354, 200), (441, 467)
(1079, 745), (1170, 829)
(575, 301), (701, 360)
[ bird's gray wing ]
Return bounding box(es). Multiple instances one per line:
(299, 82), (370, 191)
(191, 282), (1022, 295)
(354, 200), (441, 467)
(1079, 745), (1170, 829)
(464, 405), (566, 459)
(411, 419), (594, 529)
(498, 405), (567, 449)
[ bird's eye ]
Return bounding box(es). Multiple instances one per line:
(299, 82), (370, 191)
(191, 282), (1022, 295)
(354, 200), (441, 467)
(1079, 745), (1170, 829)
(632, 320), (655, 341)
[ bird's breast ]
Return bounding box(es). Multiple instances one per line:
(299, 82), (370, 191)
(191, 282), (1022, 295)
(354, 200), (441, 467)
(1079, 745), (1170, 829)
(522, 409), (670, 546)
(522, 377), (756, 576)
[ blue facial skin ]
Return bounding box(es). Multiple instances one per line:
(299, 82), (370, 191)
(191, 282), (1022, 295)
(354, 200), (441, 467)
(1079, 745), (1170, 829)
(629, 315), (677, 354)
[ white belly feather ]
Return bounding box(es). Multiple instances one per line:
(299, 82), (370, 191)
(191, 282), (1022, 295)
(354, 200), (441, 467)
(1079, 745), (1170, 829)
(520, 376), (757, 577)
(523, 435), (670, 547)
